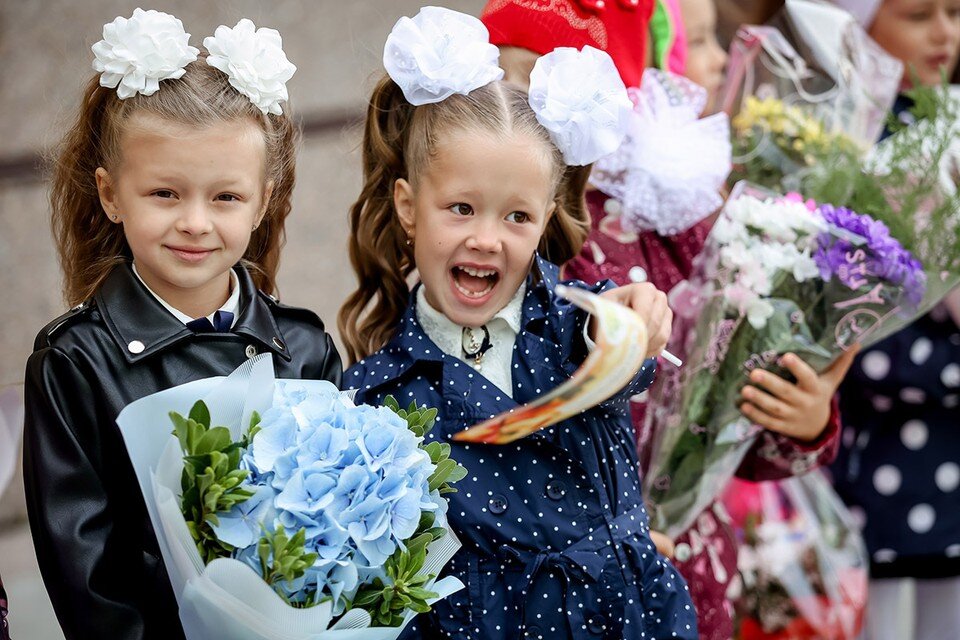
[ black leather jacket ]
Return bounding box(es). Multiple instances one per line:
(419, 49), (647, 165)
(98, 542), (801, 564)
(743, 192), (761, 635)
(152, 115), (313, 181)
(23, 263), (342, 640)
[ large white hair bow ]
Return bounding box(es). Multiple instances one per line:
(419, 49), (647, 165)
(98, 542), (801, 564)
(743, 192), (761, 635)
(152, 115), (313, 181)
(591, 69), (732, 235)
(383, 6), (504, 106)
(204, 18), (297, 116)
(92, 8), (199, 99)
(528, 46), (633, 167)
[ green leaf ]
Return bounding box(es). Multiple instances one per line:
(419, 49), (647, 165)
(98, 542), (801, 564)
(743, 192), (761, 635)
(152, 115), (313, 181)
(189, 401), (211, 428)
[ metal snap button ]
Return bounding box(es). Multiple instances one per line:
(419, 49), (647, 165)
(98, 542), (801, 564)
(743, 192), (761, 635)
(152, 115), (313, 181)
(127, 340), (145, 354)
(272, 337), (285, 351)
(545, 480), (566, 500)
(245, 345), (257, 359)
(488, 495), (508, 515)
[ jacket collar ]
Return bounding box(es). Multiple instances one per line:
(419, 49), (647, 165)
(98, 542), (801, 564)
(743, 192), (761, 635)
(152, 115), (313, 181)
(363, 255), (561, 382)
(96, 262), (291, 364)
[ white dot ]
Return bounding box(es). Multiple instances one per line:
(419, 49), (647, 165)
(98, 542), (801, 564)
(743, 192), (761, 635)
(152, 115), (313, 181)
(628, 266), (647, 283)
(942, 364), (960, 388)
(935, 462), (960, 492)
(871, 395), (893, 412)
(874, 548), (897, 562)
(900, 420), (929, 450)
(909, 338), (933, 365)
(861, 351), (891, 380)
(907, 504), (936, 533)
(944, 395), (959, 409)
(842, 427), (856, 448)
(946, 544), (960, 558)
(900, 387), (926, 404)
(873, 465), (901, 495)
(848, 505), (867, 530)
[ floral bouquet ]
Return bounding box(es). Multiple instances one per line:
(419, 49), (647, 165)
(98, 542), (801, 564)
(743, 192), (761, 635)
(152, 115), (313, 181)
(721, 0), (902, 192)
(724, 472), (868, 640)
(116, 355), (466, 639)
(642, 182), (960, 537)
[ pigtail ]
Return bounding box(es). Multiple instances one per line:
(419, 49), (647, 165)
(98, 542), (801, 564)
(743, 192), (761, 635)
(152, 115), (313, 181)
(338, 75), (418, 365)
(50, 76), (130, 306)
(241, 111), (299, 296)
(539, 164), (591, 265)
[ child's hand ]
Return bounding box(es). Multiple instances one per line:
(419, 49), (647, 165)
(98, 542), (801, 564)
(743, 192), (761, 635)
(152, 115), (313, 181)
(598, 283), (672, 360)
(739, 346), (860, 442)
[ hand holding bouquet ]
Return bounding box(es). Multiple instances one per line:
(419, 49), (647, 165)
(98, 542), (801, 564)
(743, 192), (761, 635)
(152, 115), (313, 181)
(643, 182), (957, 537)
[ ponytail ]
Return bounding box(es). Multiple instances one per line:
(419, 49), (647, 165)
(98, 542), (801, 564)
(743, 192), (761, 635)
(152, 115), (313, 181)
(338, 76), (418, 364)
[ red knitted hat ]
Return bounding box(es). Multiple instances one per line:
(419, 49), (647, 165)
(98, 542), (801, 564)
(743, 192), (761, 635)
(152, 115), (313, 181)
(480, 0), (655, 87)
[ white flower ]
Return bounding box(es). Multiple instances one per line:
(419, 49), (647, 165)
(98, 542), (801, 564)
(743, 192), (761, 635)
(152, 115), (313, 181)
(528, 46), (633, 166)
(204, 19), (296, 115)
(383, 6), (503, 106)
(92, 8), (199, 99)
(745, 297), (776, 329)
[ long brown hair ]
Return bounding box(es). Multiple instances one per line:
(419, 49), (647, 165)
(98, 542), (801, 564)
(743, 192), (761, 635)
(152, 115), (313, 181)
(50, 55), (298, 306)
(338, 75), (591, 364)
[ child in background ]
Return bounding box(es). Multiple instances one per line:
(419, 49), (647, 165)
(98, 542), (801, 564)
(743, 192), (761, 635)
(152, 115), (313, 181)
(828, 2), (960, 639)
(23, 11), (341, 639)
(481, 2), (851, 639)
(341, 7), (697, 638)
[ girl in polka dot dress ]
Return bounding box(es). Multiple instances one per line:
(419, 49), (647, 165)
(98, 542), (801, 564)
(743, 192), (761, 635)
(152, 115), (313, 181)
(827, 1), (960, 639)
(339, 7), (697, 639)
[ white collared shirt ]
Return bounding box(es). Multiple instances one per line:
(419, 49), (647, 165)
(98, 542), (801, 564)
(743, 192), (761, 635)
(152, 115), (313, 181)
(416, 284), (526, 397)
(132, 263), (240, 328)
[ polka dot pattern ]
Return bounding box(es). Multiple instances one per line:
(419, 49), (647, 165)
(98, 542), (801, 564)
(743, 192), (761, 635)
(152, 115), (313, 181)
(834, 310), (960, 577)
(346, 259), (698, 639)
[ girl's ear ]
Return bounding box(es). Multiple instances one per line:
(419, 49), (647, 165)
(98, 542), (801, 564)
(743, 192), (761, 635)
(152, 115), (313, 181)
(95, 167), (122, 223)
(256, 180), (275, 228)
(394, 178), (417, 240)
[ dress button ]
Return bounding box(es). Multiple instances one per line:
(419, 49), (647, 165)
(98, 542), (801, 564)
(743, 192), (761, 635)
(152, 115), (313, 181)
(545, 480), (566, 500)
(628, 266), (647, 282)
(488, 495), (508, 515)
(587, 614), (606, 634)
(603, 198), (622, 215)
(127, 340), (145, 354)
(245, 345), (257, 359)
(674, 542), (692, 562)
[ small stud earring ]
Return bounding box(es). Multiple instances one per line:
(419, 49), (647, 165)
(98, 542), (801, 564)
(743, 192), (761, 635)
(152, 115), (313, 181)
(112, 214), (119, 221)
(406, 238), (413, 246)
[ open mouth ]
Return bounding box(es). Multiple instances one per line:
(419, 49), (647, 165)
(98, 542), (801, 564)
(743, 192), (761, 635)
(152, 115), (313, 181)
(451, 265), (500, 299)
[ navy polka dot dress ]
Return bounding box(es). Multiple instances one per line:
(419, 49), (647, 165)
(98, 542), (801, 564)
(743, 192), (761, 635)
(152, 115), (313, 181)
(832, 306), (960, 579)
(347, 258), (697, 639)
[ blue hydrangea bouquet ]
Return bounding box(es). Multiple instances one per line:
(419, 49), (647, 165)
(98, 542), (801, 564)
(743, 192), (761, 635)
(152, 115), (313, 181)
(643, 181), (959, 538)
(117, 355), (465, 639)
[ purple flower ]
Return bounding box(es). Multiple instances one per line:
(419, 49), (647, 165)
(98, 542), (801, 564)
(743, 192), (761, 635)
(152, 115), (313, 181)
(814, 204), (926, 308)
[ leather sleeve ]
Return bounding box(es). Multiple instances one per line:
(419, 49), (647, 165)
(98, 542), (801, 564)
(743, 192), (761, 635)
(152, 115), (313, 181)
(23, 346), (147, 640)
(318, 331), (343, 388)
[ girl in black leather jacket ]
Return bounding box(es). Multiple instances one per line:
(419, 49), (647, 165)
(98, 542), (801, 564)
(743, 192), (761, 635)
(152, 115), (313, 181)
(22, 12), (341, 640)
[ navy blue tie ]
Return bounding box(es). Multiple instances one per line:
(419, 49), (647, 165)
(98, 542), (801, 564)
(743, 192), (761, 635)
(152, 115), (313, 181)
(186, 310), (234, 333)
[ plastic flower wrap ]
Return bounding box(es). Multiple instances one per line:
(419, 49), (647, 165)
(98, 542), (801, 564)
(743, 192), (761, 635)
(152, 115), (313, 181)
(724, 472), (868, 640)
(117, 356), (466, 639)
(720, 0), (902, 192)
(642, 182), (959, 538)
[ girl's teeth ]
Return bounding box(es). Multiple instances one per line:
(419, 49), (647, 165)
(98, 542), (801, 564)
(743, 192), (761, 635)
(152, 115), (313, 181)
(460, 266), (496, 277)
(455, 281), (494, 298)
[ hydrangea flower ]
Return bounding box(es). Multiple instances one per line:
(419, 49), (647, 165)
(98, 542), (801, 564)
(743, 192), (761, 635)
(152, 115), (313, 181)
(222, 380), (441, 612)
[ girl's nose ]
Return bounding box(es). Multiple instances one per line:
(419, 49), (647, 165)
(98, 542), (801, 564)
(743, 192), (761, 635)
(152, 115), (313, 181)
(465, 218), (503, 253)
(175, 201), (214, 235)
